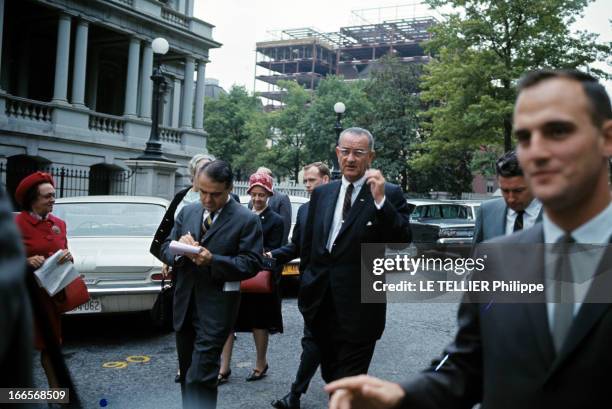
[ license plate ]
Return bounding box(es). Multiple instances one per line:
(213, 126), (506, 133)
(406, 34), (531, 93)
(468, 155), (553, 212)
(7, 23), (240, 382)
(282, 264), (299, 276)
(66, 298), (102, 314)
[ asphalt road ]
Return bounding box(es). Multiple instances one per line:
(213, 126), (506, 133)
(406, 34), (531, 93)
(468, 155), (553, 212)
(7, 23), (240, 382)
(33, 293), (458, 409)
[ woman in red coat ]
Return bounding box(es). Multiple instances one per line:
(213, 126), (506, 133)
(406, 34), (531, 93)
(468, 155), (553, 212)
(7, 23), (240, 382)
(14, 172), (73, 388)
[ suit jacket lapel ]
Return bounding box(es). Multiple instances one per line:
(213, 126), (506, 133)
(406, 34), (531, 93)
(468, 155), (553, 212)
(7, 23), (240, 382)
(322, 182), (341, 243)
(192, 206), (206, 242)
(496, 202), (508, 237)
(535, 207), (544, 223)
(335, 184), (371, 242)
(546, 236), (612, 377)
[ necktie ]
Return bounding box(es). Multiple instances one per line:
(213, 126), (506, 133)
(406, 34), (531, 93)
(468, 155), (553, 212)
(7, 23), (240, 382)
(513, 210), (525, 232)
(201, 211), (215, 237)
(342, 183), (354, 221)
(552, 234), (575, 352)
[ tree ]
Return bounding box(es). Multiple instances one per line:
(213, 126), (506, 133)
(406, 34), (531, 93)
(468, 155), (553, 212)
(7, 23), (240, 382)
(303, 76), (374, 171)
(365, 56), (422, 191)
(417, 0), (610, 191)
(203, 86), (268, 180)
(266, 81), (310, 181)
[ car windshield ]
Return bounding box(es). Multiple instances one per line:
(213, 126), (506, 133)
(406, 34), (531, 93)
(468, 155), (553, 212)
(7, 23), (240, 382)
(53, 202), (166, 237)
(412, 204), (470, 219)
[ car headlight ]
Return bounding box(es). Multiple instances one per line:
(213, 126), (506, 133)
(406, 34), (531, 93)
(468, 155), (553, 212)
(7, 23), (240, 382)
(438, 228), (457, 238)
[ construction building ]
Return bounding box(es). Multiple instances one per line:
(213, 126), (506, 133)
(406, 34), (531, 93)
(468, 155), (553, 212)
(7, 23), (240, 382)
(255, 6), (437, 103)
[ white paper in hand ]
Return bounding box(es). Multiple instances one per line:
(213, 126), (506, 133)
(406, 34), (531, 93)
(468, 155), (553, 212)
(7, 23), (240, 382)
(33, 250), (80, 296)
(169, 240), (201, 256)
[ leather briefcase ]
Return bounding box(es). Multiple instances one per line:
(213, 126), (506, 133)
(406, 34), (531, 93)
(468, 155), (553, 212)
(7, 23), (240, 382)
(55, 277), (90, 313)
(240, 270), (273, 293)
(151, 277), (174, 331)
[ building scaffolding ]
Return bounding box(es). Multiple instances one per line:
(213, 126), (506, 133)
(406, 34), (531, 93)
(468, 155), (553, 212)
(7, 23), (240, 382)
(255, 6), (438, 103)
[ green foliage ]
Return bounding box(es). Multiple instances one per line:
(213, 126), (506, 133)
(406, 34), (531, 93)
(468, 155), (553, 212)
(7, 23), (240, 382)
(364, 56), (422, 190)
(265, 81), (310, 180)
(303, 76), (374, 169)
(203, 86), (269, 180)
(417, 0), (610, 191)
(470, 145), (504, 177)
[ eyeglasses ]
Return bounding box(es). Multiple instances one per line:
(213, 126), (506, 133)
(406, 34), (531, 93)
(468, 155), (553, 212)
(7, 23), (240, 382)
(338, 147), (369, 158)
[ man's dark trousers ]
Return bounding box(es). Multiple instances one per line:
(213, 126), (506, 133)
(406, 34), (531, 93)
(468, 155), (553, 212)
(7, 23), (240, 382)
(290, 324), (321, 395)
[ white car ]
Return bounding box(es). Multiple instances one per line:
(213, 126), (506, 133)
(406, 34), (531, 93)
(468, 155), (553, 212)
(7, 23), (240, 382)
(53, 196), (169, 314)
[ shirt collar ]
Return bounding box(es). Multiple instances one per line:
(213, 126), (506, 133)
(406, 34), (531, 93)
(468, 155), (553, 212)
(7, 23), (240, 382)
(204, 194), (232, 216)
(508, 198), (542, 217)
(28, 211), (48, 221)
(342, 174), (367, 191)
(543, 201), (612, 244)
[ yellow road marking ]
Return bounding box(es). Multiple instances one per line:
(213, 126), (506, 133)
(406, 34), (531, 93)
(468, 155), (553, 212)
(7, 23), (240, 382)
(102, 361), (128, 369)
(126, 355), (151, 363)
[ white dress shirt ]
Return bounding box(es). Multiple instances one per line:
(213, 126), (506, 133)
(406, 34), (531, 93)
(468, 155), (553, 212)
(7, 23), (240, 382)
(505, 199), (542, 235)
(325, 175), (385, 252)
(543, 201), (612, 331)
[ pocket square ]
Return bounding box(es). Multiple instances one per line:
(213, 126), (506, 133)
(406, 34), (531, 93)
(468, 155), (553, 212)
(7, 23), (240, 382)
(366, 221), (373, 226)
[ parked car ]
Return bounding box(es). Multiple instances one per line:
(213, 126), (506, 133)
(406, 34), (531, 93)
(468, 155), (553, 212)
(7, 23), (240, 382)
(443, 199), (482, 220)
(53, 195), (169, 314)
(239, 194), (308, 280)
(407, 200), (476, 256)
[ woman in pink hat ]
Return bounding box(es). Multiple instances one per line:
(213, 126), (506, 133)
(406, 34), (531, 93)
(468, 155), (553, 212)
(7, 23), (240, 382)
(218, 172), (284, 383)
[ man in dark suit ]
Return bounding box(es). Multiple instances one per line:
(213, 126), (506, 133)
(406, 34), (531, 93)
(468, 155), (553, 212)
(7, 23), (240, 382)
(326, 69), (612, 408)
(473, 150), (542, 244)
(161, 160), (263, 409)
(299, 127), (412, 384)
(270, 162), (330, 409)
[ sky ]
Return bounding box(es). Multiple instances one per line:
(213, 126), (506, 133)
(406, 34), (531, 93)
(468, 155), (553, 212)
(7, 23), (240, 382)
(194, 0), (611, 93)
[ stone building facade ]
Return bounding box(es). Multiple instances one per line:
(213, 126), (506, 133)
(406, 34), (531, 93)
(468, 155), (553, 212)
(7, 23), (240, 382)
(0, 0), (220, 204)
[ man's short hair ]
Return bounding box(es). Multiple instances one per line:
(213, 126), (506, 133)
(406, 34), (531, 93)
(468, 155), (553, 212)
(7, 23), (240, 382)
(303, 162), (331, 179)
(496, 150), (523, 178)
(338, 127), (375, 151)
(518, 69), (612, 127)
(197, 160), (234, 189)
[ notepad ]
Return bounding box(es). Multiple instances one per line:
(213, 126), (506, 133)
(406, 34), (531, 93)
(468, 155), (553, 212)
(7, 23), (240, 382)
(169, 240), (202, 256)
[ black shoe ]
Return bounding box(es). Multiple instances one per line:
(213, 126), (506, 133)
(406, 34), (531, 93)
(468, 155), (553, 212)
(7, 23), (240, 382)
(271, 392), (300, 409)
(218, 369), (232, 385)
(246, 364), (268, 381)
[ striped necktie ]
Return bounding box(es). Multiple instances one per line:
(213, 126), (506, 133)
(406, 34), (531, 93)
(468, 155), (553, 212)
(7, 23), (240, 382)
(201, 211), (215, 237)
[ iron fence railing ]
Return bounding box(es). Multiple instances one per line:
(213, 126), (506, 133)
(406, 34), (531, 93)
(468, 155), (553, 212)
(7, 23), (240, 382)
(0, 163), (135, 207)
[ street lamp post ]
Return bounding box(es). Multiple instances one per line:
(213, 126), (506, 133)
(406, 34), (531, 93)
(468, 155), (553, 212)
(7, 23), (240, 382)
(137, 37), (173, 162)
(332, 102), (345, 180)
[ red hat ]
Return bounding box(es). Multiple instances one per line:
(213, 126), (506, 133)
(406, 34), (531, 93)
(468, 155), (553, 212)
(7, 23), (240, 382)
(15, 172), (55, 206)
(247, 172), (274, 195)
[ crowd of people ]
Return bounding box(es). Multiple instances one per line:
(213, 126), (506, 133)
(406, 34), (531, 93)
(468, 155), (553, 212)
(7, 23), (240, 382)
(0, 68), (610, 409)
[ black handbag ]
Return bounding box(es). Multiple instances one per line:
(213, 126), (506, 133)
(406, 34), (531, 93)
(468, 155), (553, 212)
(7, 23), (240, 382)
(150, 277), (174, 332)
